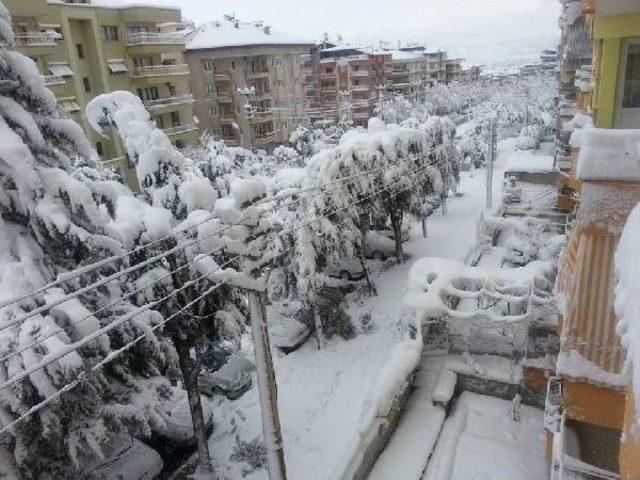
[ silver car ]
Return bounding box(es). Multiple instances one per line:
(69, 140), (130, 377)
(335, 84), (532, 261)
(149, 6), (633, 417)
(198, 354), (254, 400)
(325, 257), (366, 281)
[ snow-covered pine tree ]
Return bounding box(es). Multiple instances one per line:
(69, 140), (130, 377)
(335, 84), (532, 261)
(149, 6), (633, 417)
(0, 4), (172, 476)
(87, 91), (248, 474)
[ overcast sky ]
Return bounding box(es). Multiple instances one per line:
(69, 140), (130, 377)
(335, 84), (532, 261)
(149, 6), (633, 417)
(125, 0), (561, 67)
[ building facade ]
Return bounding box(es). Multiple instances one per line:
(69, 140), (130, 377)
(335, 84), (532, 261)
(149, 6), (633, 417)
(185, 19), (314, 151)
(4, 0), (198, 189)
(550, 2), (640, 479)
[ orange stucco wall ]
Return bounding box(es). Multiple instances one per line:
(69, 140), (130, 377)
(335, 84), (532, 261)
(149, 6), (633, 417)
(564, 380), (625, 430)
(620, 384), (640, 480)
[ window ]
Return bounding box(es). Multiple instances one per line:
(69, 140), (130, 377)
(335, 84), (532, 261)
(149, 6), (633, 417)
(134, 57), (152, 68)
(76, 43), (84, 59)
(168, 84), (177, 96)
(623, 44), (640, 108)
(207, 84), (215, 94)
(155, 116), (165, 129)
(170, 111), (180, 126)
(203, 60), (214, 71)
(102, 25), (118, 42)
(96, 141), (103, 156)
(136, 86), (158, 101)
(231, 61), (235, 70)
(208, 103), (218, 116)
(174, 139), (185, 149)
(82, 76), (91, 93)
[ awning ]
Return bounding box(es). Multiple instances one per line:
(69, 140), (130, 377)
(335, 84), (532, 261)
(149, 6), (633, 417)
(48, 62), (74, 77)
(107, 59), (127, 73)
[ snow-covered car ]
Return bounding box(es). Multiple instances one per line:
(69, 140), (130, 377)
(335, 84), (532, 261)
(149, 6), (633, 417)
(365, 231), (397, 260)
(269, 315), (311, 353)
(79, 435), (162, 480)
(162, 389), (214, 445)
(198, 354), (254, 399)
(372, 228), (410, 243)
(325, 257), (366, 281)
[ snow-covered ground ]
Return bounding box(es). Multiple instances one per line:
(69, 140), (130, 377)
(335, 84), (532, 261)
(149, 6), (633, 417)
(423, 391), (548, 480)
(205, 147), (507, 479)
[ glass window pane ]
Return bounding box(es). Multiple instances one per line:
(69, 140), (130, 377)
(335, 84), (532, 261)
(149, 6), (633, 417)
(623, 44), (640, 108)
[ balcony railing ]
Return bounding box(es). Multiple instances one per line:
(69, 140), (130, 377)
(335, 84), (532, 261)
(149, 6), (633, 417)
(143, 94), (194, 109)
(42, 75), (66, 86)
(350, 69), (369, 76)
(163, 123), (198, 135)
(132, 64), (189, 77)
(126, 32), (185, 46)
(255, 130), (277, 141)
(14, 31), (59, 47)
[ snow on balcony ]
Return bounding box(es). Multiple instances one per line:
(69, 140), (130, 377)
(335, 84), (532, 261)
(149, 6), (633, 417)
(142, 94), (195, 110)
(126, 31), (186, 46)
(132, 64), (189, 77)
(163, 122), (197, 135)
(14, 31), (60, 47)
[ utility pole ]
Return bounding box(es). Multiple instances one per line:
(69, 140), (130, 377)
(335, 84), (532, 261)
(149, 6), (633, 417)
(486, 114), (497, 210)
(241, 198), (287, 480)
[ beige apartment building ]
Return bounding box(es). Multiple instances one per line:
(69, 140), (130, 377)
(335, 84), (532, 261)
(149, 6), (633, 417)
(4, 0), (197, 189)
(387, 47), (449, 94)
(185, 18), (314, 151)
(445, 58), (464, 82)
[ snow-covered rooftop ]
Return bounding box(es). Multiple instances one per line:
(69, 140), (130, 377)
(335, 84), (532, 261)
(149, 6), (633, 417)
(47, 0), (179, 10)
(576, 128), (640, 182)
(386, 49), (423, 61)
(186, 19), (314, 51)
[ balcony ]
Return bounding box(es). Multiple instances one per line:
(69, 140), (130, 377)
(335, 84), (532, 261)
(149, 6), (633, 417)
(215, 95), (233, 103)
(249, 111), (274, 123)
(14, 31), (60, 47)
(350, 69), (369, 77)
(212, 72), (231, 81)
(253, 90), (271, 100)
(163, 123), (198, 136)
(42, 75), (66, 86)
(246, 69), (270, 80)
(132, 64), (189, 78)
(126, 32), (185, 46)
(217, 115), (236, 124)
(142, 94), (194, 110)
(350, 84), (370, 92)
(255, 131), (277, 142)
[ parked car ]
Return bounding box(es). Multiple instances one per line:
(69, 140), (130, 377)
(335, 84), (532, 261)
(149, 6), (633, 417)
(372, 227), (411, 243)
(365, 231), (397, 260)
(162, 389), (214, 445)
(269, 315), (311, 354)
(79, 435), (162, 480)
(325, 257), (366, 281)
(198, 353), (254, 399)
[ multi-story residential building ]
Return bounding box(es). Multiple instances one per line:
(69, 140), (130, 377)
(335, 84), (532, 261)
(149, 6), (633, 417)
(549, 2), (640, 479)
(185, 18), (314, 151)
(445, 58), (464, 83)
(460, 65), (481, 83)
(4, 0), (198, 189)
(424, 50), (447, 84)
(317, 45), (391, 126)
(387, 48), (430, 95)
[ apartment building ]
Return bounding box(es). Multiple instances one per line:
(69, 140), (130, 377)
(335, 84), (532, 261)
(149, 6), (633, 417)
(4, 0), (197, 189)
(445, 58), (464, 83)
(549, 1), (640, 478)
(386, 47), (445, 94)
(316, 45), (392, 126)
(185, 18), (314, 151)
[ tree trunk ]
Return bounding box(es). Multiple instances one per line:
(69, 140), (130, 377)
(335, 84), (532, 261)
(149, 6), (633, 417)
(174, 336), (213, 474)
(390, 210), (403, 262)
(308, 287), (325, 349)
(358, 249), (377, 296)
(422, 217), (428, 238)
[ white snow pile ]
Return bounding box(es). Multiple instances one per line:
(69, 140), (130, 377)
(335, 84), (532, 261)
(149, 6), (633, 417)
(556, 349), (627, 389)
(564, 111), (593, 148)
(403, 257), (555, 327)
(505, 150), (554, 173)
(576, 128), (640, 181)
(424, 392), (547, 480)
(432, 369), (457, 404)
(615, 201), (640, 435)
